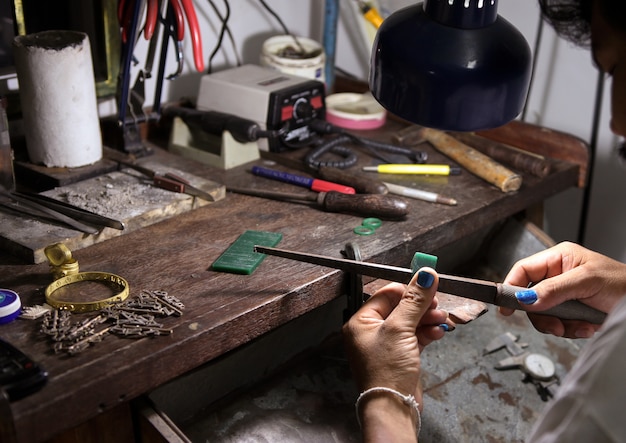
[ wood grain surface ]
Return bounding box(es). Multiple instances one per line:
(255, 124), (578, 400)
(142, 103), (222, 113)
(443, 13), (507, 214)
(0, 122), (579, 443)
(0, 162), (224, 264)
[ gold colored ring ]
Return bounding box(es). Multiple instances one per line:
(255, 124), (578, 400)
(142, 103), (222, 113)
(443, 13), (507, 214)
(44, 243), (73, 267)
(45, 272), (129, 312)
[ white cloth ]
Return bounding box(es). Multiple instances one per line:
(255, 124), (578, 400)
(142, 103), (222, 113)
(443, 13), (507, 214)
(528, 296), (626, 442)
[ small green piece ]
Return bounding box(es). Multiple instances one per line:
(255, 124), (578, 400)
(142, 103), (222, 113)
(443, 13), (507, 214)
(353, 226), (375, 235)
(212, 230), (283, 275)
(362, 218), (383, 229)
(410, 252), (438, 273)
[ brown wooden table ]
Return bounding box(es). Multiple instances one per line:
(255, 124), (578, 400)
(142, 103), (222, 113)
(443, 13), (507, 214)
(0, 119), (581, 443)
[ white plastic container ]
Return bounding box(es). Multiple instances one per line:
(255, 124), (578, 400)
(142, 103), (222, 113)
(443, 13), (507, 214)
(260, 35), (325, 83)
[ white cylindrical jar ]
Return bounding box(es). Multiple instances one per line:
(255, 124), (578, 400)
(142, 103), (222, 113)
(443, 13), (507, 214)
(260, 35), (326, 83)
(13, 30), (102, 168)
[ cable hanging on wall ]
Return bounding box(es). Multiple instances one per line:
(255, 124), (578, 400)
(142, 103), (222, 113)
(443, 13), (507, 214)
(206, 0), (235, 73)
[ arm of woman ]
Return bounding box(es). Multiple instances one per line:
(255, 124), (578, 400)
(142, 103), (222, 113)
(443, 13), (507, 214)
(342, 268), (448, 442)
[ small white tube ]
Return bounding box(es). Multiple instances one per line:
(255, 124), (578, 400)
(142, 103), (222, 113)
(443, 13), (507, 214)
(13, 30), (102, 168)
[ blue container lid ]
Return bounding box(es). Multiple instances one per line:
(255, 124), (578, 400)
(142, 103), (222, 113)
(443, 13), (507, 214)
(0, 289), (21, 324)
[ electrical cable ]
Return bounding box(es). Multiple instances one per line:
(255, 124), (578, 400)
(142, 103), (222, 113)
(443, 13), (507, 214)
(206, 0), (232, 73)
(304, 135), (360, 169)
(577, 71), (604, 245)
(257, 0), (306, 54)
(521, 11), (545, 121)
(303, 119), (428, 169)
(163, 107), (426, 170)
(207, 0), (241, 67)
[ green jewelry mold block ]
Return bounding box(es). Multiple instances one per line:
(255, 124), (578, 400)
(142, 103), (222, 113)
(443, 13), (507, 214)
(212, 230), (283, 275)
(410, 252), (438, 273)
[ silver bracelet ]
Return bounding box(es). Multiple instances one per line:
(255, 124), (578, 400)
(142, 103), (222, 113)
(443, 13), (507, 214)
(355, 386), (421, 438)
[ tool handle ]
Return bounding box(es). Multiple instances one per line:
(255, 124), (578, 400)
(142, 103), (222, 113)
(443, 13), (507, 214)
(318, 191), (408, 219)
(497, 283), (607, 324)
(422, 128), (522, 193)
(153, 175), (185, 193)
(317, 166), (388, 194)
(451, 132), (551, 178)
(477, 119), (589, 187)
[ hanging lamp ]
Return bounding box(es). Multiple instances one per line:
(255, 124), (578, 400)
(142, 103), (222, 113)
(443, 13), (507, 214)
(369, 0), (532, 131)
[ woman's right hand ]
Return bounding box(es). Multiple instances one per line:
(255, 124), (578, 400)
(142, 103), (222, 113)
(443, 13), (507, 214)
(500, 241), (626, 338)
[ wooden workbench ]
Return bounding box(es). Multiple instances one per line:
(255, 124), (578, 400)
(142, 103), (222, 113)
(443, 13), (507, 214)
(0, 119), (581, 443)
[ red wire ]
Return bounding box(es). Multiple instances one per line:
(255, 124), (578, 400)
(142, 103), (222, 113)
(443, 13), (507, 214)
(144, 0), (159, 40)
(119, 0), (135, 43)
(180, 0), (205, 72)
(117, 0), (126, 23)
(169, 0), (185, 41)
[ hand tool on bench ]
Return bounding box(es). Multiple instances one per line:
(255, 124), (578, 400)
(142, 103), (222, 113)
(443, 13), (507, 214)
(8, 191), (124, 231)
(450, 131), (551, 178)
(259, 150), (389, 195)
(392, 125), (522, 192)
(0, 190), (99, 234)
(477, 119), (589, 187)
(421, 127), (522, 192)
(116, 160), (215, 202)
(228, 187), (408, 219)
(253, 246), (607, 324)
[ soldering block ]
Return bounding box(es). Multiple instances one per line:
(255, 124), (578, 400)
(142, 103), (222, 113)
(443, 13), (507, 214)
(212, 230), (283, 275)
(410, 252), (438, 273)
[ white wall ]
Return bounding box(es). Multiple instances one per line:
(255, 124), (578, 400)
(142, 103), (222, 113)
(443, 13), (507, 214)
(138, 0), (624, 262)
(500, 1), (626, 263)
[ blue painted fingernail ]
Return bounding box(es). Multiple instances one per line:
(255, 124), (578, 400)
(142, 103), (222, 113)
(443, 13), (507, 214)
(417, 270), (434, 288)
(515, 289), (538, 305)
(439, 323), (450, 331)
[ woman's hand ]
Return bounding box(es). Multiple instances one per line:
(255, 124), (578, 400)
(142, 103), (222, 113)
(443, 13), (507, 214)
(342, 268), (448, 442)
(501, 241), (626, 338)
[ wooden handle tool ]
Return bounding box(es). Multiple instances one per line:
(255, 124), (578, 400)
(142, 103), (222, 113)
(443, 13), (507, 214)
(421, 127), (522, 193)
(477, 119), (589, 187)
(451, 132), (551, 178)
(317, 166), (388, 195)
(227, 187), (408, 219)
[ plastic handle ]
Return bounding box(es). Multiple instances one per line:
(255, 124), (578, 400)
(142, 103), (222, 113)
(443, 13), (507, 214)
(317, 166), (388, 195)
(498, 283), (607, 324)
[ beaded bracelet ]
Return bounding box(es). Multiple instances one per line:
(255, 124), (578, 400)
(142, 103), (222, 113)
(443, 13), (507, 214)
(355, 386), (421, 438)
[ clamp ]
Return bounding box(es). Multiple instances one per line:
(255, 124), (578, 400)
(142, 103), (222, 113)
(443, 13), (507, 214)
(341, 242), (365, 321)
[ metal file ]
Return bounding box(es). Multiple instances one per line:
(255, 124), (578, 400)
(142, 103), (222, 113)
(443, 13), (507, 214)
(253, 246), (607, 324)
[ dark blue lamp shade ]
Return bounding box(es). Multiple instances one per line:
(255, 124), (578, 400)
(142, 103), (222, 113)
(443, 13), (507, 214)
(369, 0), (532, 131)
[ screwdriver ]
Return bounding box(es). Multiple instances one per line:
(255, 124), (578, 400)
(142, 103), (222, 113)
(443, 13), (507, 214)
(227, 187), (408, 219)
(258, 151), (388, 195)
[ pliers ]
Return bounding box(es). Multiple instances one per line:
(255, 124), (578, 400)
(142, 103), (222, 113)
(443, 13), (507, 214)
(117, 0), (204, 72)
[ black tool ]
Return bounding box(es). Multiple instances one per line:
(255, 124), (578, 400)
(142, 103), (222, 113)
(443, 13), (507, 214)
(162, 106), (278, 143)
(0, 337), (48, 401)
(10, 192), (125, 231)
(253, 246), (607, 324)
(303, 119), (429, 169)
(228, 187), (409, 219)
(0, 191), (100, 234)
